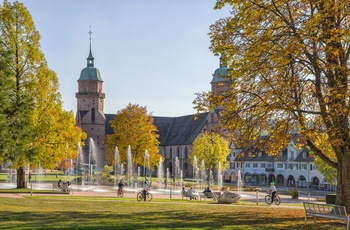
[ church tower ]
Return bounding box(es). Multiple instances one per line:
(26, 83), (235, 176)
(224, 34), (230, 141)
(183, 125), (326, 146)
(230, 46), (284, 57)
(76, 29), (106, 168)
(210, 54), (231, 109)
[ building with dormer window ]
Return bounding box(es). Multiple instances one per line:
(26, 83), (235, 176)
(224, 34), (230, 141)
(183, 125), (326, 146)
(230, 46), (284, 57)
(224, 139), (326, 189)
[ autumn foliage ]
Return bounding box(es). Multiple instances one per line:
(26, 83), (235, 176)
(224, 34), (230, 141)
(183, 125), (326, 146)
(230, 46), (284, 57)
(195, 0), (350, 211)
(105, 104), (160, 170)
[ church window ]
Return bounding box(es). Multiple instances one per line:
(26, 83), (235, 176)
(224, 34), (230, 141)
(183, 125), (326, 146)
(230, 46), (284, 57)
(185, 147), (188, 158)
(170, 148), (172, 159)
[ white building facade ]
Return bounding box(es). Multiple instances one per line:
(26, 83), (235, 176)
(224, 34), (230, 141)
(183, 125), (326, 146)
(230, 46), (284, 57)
(224, 140), (328, 189)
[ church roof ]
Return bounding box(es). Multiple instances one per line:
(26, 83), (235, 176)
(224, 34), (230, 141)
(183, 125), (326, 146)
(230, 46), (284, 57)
(153, 113), (208, 146)
(105, 112), (209, 146)
(211, 55), (230, 83)
(78, 28), (103, 82)
(79, 67), (103, 81)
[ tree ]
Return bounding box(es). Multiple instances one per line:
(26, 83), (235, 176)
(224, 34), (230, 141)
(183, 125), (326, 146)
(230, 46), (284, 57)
(0, 0), (38, 188)
(0, 1), (85, 188)
(198, 0), (350, 210)
(189, 132), (229, 178)
(0, 39), (12, 164)
(105, 103), (160, 171)
(30, 65), (86, 170)
(314, 133), (337, 185)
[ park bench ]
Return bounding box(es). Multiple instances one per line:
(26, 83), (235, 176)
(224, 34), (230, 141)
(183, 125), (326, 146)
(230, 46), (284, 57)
(61, 182), (71, 194)
(181, 190), (198, 200)
(198, 191), (218, 201)
(303, 202), (350, 230)
(52, 182), (70, 194)
(197, 192), (206, 201)
(52, 183), (60, 191)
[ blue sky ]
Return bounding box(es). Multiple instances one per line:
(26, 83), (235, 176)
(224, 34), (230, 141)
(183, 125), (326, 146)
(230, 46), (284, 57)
(12, 0), (230, 116)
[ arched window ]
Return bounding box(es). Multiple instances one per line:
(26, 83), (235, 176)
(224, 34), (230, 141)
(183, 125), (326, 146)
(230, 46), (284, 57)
(169, 148), (172, 159)
(185, 147), (188, 158)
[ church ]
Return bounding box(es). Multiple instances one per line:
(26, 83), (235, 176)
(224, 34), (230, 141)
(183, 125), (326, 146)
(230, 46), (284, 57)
(75, 35), (230, 178)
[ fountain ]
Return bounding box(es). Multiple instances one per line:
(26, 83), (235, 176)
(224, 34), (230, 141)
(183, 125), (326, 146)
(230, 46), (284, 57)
(120, 164), (124, 177)
(193, 156), (199, 189)
(77, 143), (83, 170)
(175, 157), (182, 187)
(209, 170), (213, 187)
(89, 138), (98, 183)
(201, 160), (206, 188)
(144, 150), (150, 182)
(237, 169), (243, 194)
(137, 166), (141, 188)
(127, 145), (133, 186)
(166, 168), (170, 189)
(217, 162), (222, 190)
(158, 157), (163, 188)
(114, 146), (120, 188)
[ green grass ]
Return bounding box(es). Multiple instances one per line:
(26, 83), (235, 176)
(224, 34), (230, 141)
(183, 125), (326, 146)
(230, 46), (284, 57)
(0, 195), (347, 230)
(0, 172), (78, 183)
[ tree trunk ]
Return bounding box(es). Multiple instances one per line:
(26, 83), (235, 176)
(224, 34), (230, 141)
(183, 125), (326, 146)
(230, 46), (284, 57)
(17, 166), (26, 188)
(336, 157), (350, 212)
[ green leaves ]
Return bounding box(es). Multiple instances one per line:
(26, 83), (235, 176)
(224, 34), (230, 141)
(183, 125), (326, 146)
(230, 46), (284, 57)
(190, 132), (229, 171)
(0, 1), (85, 186)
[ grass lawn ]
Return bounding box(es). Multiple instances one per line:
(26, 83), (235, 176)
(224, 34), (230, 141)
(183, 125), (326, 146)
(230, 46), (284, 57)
(0, 195), (347, 230)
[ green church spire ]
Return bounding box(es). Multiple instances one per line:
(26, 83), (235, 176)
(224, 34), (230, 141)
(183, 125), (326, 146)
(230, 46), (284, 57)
(78, 26), (103, 82)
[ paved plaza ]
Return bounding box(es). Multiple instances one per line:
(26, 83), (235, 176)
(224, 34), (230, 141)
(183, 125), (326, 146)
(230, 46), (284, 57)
(0, 182), (320, 207)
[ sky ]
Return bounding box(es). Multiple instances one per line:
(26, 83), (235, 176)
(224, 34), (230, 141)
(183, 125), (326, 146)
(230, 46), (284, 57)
(11, 0), (231, 117)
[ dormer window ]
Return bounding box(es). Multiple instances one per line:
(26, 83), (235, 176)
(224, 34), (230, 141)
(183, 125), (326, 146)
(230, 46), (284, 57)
(258, 152), (262, 157)
(303, 152), (306, 158)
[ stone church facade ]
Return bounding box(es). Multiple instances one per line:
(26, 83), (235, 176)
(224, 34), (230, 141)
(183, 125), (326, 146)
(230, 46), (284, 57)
(75, 39), (229, 177)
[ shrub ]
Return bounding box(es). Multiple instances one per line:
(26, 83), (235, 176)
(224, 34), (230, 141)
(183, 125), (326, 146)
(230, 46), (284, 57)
(290, 188), (299, 199)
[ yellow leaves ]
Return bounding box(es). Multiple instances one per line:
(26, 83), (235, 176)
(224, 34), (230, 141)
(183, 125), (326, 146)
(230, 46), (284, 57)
(105, 104), (160, 168)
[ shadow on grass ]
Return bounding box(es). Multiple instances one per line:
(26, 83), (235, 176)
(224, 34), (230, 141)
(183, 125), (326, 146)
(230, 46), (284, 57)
(0, 197), (346, 230)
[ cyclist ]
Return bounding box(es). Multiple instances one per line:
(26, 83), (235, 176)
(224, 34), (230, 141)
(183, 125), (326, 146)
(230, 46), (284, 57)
(269, 182), (277, 202)
(143, 181), (149, 201)
(117, 180), (124, 193)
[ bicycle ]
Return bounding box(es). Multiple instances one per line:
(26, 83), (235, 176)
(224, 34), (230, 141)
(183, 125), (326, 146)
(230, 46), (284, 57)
(117, 188), (124, 198)
(265, 191), (281, 205)
(137, 190), (153, 202)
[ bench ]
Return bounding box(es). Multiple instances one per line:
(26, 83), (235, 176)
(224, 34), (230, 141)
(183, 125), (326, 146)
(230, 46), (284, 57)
(61, 183), (71, 194)
(52, 183), (60, 190)
(303, 202), (350, 230)
(52, 182), (70, 194)
(181, 190), (198, 200)
(198, 192), (218, 201)
(197, 192), (206, 201)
